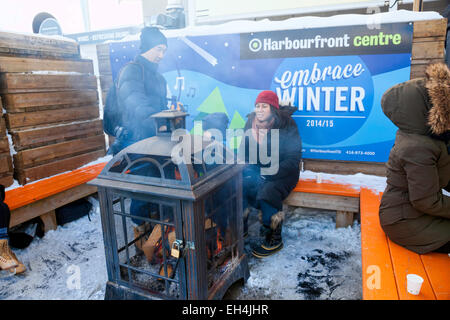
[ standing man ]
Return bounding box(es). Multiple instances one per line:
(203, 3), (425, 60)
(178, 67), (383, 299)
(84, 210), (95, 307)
(105, 27), (169, 256)
(108, 26), (168, 155)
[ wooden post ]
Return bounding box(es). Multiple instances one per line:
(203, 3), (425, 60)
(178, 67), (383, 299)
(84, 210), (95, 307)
(413, 0), (423, 12)
(336, 211), (354, 228)
(40, 210), (58, 232)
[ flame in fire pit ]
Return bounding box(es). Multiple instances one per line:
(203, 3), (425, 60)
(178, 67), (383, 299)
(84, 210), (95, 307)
(214, 229), (223, 256)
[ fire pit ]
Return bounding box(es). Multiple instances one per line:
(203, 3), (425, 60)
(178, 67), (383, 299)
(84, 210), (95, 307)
(90, 110), (249, 299)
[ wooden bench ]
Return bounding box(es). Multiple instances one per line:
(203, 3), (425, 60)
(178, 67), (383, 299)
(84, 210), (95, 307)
(5, 162), (107, 232)
(284, 178), (360, 228)
(360, 187), (450, 300)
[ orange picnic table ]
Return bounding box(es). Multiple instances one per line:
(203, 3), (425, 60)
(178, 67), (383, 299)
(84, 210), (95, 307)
(5, 162), (107, 230)
(360, 188), (450, 300)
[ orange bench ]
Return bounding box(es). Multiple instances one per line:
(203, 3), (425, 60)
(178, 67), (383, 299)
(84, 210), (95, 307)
(5, 162), (107, 231)
(360, 187), (450, 300)
(285, 178), (360, 228)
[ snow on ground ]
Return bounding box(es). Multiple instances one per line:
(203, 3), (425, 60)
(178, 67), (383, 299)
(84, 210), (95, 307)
(0, 197), (107, 300)
(234, 207), (362, 300)
(1, 181), (364, 300)
(5, 163), (447, 300)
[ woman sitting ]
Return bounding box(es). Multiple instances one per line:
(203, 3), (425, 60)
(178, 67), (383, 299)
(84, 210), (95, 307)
(379, 63), (450, 254)
(240, 90), (302, 258)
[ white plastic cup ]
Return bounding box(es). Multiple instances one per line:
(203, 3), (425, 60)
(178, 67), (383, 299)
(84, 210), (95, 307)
(316, 173), (323, 184)
(406, 274), (424, 295)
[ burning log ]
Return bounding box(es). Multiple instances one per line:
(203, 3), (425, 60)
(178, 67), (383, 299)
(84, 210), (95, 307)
(158, 264), (174, 280)
(142, 224), (175, 263)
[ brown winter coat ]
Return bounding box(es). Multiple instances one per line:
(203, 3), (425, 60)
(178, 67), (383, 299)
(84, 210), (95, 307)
(379, 63), (450, 254)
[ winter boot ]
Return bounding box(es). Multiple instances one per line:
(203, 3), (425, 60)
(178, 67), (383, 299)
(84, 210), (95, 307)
(7, 249), (26, 274)
(0, 239), (17, 270)
(252, 212), (284, 258)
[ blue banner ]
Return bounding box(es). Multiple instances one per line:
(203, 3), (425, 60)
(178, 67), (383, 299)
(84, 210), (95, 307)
(109, 22), (413, 162)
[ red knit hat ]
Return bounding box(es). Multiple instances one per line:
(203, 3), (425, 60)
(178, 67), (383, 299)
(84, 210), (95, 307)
(255, 90), (279, 109)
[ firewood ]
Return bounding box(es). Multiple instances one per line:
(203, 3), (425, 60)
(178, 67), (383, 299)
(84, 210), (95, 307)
(205, 218), (217, 230)
(142, 224), (163, 262)
(158, 264), (174, 281)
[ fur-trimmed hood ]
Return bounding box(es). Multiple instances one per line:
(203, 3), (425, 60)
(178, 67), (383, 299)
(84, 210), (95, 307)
(381, 63), (450, 136)
(425, 63), (450, 135)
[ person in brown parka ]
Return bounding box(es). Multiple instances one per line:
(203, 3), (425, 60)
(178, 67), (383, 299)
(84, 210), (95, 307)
(379, 63), (450, 255)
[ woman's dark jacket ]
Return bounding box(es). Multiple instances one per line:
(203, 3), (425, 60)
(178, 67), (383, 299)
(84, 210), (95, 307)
(240, 106), (302, 210)
(117, 55), (167, 143)
(379, 63), (450, 254)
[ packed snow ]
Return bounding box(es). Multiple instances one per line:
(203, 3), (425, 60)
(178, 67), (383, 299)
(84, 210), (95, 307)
(0, 167), (385, 300)
(1, 167), (447, 300)
(233, 207), (362, 300)
(300, 170), (386, 193)
(0, 196), (107, 300)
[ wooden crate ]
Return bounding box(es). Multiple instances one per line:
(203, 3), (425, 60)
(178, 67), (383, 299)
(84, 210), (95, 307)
(10, 119), (103, 151)
(0, 153), (13, 173)
(0, 112), (13, 187)
(5, 105), (99, 130)
(0, 151), (14, 187)
(0, 173), (13, 187)
(15, 149), (105, 185)
(410, 18), (447, 79)
(0, 56), (94, 74)
(9, 115), (105, 185)
(96, 43), (113, 105)
(0, 116), (7, 136)
(0, 30), (106, 185)
(14, 134), (106, 169)
(0, 31), (80, 59)
(2, 89), (98, 111)
(0, 73), (97, 93)
(1, 90), (98, 112)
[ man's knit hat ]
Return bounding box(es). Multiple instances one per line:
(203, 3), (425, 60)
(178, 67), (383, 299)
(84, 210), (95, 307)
(139, 27), (167, 53)
(255, 90), (279, 109)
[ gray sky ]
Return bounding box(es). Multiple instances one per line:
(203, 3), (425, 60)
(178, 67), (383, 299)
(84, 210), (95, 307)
(0, 0), (143, 34)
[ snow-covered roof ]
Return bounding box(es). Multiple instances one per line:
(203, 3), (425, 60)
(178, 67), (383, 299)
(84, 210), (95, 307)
(0, 27), (77, 43)
(117, 10), (443, 41)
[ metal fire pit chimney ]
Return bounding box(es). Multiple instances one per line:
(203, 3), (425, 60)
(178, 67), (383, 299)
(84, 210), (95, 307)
(90, 110), (249, 300)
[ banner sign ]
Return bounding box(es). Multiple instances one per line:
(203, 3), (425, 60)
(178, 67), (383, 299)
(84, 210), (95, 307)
(109, 22), (413, 162)
(66, 26), (139, 45)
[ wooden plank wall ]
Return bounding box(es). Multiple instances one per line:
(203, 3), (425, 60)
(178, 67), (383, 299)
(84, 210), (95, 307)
(410, 19), (447, 79)
(0, 104), (14, 186)
(97, 43), (113, 106)
(0, 31), (106, 186)
(96, 19), (447, 177)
